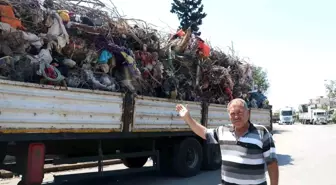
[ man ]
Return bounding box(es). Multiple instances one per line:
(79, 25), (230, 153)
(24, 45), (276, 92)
(175, 98), (279, 185)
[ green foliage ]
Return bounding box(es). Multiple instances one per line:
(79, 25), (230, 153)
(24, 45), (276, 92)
(321, 104), (329, 110)
(325, 80), (336, 98)
(252, 65), (270, 93)
(332, 114), (336, 123)
(170, 0), (207, 35)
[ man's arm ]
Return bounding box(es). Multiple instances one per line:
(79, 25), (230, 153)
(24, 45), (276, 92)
(184, 116), (207, 139)
(176, 104), (219, 143)
(267, 161), (279, 185)
(262, 129), (279, 185)
(176, 104), (207, 139)
(184, 114), (221, 144)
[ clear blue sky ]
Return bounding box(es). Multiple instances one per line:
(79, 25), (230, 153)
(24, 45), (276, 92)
(107, 0), (336, 110)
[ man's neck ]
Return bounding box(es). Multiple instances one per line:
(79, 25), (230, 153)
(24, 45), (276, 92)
(235, 122), (250, 137)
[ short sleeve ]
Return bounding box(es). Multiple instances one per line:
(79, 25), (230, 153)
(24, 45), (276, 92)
(205, 127), (219, 144)
(262, 130), (278, 164)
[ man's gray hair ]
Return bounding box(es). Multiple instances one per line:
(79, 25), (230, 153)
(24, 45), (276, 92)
(227, 98), (249, 110)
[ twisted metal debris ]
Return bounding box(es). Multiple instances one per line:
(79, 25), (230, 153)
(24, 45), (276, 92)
(0, 0), (267, 107)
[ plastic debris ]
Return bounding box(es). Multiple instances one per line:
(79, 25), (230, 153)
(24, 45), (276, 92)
(0, 0), (268, 107)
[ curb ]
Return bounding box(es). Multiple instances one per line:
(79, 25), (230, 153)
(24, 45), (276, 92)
(0, 159), (122, 179)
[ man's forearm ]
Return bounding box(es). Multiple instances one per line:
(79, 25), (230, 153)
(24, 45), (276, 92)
(184, 116), (207, 139)
(267, 161), (279, 185)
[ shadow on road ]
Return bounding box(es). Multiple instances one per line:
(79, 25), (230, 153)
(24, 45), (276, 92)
(109, 170), (222, 185)
(45, 155), (293, 185)
(277, 154), (294, 166)
(272, 129), (290, 135)
(50, 170), (222, 185)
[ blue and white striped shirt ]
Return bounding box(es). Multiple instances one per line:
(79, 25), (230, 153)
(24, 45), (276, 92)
(206, 122), (277, 185)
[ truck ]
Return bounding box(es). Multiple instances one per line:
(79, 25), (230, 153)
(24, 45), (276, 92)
(298, 104), (327, 125)
(327, 108), (335, 123)
(0, 79), (272, 185)
(272, 111), (280, 123)
(279, 107), (295, 125)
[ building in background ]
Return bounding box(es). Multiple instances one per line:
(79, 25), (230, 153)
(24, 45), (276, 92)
(309, 96), (336, 109)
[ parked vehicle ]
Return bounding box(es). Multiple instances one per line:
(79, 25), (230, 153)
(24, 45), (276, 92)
(0, 80), (272, 185)
(298, 104), (328, 125)
(272, 112), (280, 123)
(279, 107), (295, 125)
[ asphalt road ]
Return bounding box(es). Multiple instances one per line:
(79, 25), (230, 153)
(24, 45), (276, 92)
(1, 123), (336, 185)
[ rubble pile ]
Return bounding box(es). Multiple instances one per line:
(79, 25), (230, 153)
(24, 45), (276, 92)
(0, 0), (268, 108)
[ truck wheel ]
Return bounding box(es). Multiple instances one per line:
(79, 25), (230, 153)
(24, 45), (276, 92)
(122, 156), (148, 168)
(202, 143), (221, 170)
(173, 137), (203, 177)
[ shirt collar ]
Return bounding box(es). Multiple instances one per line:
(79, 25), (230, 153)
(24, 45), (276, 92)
(229, 121), (256, 135)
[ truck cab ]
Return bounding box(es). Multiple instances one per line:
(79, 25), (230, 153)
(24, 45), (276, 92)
(312, 109), (328, 125)
(279, 107), (295, 125)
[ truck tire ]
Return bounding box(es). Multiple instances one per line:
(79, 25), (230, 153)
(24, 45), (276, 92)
(202, 143), (221, 170)
(122, 156), (148, 168)
(173, 137), (203, 177)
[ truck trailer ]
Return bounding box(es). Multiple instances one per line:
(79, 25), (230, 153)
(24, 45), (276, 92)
(0, 79), (272, 185)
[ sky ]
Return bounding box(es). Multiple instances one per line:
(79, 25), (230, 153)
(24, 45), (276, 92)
(103, 0), (336, 110)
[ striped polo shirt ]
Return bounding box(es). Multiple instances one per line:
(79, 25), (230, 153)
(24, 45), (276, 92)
(206, 122), (277, 185)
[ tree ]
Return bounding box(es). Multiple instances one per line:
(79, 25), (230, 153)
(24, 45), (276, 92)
(170, 0), (207, 35)
(251, 65), (270, 93)
(325, 80), (336, 98)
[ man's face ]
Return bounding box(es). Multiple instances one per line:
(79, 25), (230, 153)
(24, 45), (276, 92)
(228, 102), (250, 129)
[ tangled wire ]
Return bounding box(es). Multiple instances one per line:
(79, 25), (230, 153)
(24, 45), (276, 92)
(0, 0), (260, 106)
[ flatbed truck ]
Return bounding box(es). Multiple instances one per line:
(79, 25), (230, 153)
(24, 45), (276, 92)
(0, 79), (272, 185)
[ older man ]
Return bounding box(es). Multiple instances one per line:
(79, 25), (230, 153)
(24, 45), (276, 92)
(176, 98), (279, 185)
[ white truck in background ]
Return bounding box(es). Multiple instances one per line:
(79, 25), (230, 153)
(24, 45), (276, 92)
(298, 104), (328, 125)
(279, 107), (295, 125)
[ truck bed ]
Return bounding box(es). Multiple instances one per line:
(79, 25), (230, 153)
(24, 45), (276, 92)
(299, 112), (310, 120)
(0, 80), (271, 134)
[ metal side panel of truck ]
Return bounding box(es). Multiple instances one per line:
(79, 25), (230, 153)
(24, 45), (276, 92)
(0, 79), (271, 133)
(0, 80), (204, 133)
(132, 96), (202, 132)
(0, 79), (124, 133)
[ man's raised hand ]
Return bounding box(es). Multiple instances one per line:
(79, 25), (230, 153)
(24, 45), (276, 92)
(176, 103), (206, 139)
(175, 104), (190, 119)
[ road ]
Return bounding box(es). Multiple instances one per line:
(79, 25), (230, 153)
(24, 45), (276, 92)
(1, 123), (336, 185)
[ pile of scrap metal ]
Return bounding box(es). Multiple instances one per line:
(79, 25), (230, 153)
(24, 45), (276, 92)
(0, 0), (268, 107)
